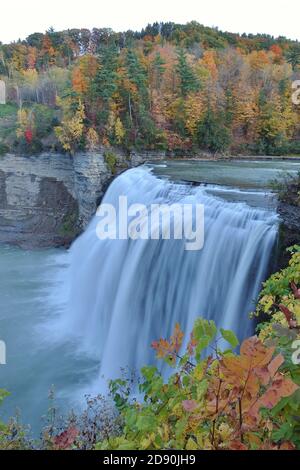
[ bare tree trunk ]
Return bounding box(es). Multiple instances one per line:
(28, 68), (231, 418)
(16, 85), (22, 109)
(128, 93), (133, 122)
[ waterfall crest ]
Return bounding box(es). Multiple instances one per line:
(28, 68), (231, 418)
(65, 167), (278, 380)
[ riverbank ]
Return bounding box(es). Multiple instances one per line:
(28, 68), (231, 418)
(172, 155), (300, 162)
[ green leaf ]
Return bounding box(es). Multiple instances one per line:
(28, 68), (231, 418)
(220, 328), (239, 349)
(196, 379), (208, 399)
(117, 440), (138, 450)
(193, 318), (217, 356)
(186, 437), (199, 450)
(0, 389), (10, 406)
(136, 415), (156, 432)
(273, 422), (294, 442)
(141, 366), (157, 381)
(195, 335), (211, 359)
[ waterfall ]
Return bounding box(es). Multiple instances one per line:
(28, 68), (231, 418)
(64, 167), (278, 382)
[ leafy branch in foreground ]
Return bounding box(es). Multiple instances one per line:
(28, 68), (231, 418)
(98, 318), (298, 451)
(254, 245), (300, 447)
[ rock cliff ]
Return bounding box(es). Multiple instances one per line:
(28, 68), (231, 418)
(0, 150), (164, 248)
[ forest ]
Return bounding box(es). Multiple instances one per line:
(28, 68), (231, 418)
(0, 21), (300, 156)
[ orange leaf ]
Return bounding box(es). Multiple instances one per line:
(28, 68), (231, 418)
(267, 354), (285, 378)
(279, 441), (295, 450)
(250, 377), (299, 418)
(170, 323), (184, 354)
(229, 440), (248, 450)
(253, 366), (270, 386)
(151, 339), (172, 359)
(240, 336), (275, 368)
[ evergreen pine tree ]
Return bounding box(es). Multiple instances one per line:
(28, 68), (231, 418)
(176, 49), (200, 97)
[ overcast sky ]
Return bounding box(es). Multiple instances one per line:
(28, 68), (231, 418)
(1, 0), (300, 44)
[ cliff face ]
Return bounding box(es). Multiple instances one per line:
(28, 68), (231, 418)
(0, 151), (164, 248)
(277, 202), (300, 269)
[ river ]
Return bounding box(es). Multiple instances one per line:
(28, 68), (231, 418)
(0, 159), (300, 432)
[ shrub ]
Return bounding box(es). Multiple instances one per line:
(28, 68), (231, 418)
(0, 143), (9, 156)
(254, 245), (300, 447)
(104, 151), (117, 174)
(0, 391), (122, 450)
(32, 104), (57, 139)
(98, 316), (298, 450)
(271, 172), (300, 206)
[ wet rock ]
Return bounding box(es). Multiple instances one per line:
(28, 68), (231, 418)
(277, 201), (300, 269)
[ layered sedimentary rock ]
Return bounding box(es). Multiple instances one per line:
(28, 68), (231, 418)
(0, 151), (163, 248)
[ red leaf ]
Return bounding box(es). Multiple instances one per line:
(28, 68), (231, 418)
(229, 440), (248, 450)
(278, 305), (297, 328)
(25, 128), (33, 144)
(187, 331), (197, 356)
(53, 427), (79, 450)
(291, 282), (300, 300)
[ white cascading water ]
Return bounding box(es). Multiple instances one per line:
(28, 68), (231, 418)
(64, 167), (278, 382)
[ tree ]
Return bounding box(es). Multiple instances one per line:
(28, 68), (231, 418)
(54, 99), (85, 154)
(270, 44), (283, 64)
(72, 55), (98, 95)
(114, 117), (125, 144)
(197, 108), (231, 153)
(256, 87), (297, 154)
(286, 46), (300, 71)
(125, 49), (149, 102)
(90, 45), (119, 131)
(150, 52), (166, 90)
(176, 48), (200, 97)
(85, 127), (99, 151)
(16, 108), (34, 140)
(92, 45), (119, 103)
(201, 50), (218, 80)
(40, 35), (57, 68)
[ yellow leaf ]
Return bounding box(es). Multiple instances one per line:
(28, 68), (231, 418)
(186, 437), (199, 450)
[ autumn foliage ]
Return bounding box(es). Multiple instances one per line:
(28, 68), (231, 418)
(0, 22), (299, 155)
(96, 248), (300, 451)
(97, 314), (299, 450)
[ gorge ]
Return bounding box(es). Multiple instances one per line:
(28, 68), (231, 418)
(0, 156), (300, 430)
